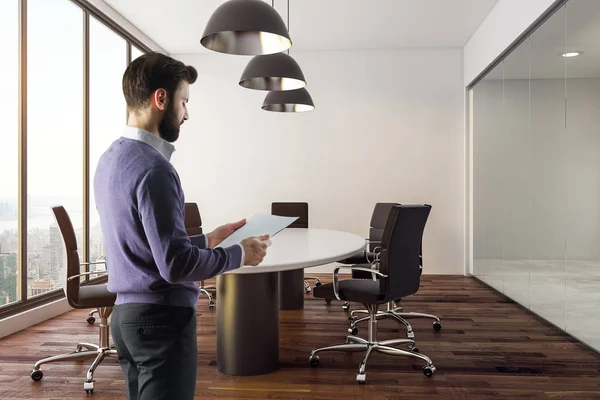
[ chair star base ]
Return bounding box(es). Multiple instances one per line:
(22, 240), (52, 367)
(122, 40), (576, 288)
(308, 304), (435, 383)
(31, 307), (117, 394)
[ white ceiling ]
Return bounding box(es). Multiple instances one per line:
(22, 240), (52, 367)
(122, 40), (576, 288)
(486, 0), (600, 80)
(102, 0), (499, 54)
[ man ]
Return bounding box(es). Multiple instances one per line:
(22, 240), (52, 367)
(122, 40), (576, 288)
(93, 52), (271, 400)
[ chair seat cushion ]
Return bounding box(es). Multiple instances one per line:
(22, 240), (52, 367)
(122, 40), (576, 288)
(77, 284), (117, 308)
(313, 279), (385, 304)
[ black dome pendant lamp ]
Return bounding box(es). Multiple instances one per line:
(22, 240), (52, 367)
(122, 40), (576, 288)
(239, 0), (307, 91)
(239, 52), (306, 90)
(201, 0), (292, 55)
(262, 87), (315, 112)
(261, 0), (315, 112)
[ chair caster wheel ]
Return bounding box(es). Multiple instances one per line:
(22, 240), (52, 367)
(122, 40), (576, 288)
(348, 315), (356, 322)
(325, 298), (332, 303)
(31, 369), (43, 381)
(347, 326), (358, 335)
(86, 316), (95, 324)
(305, 287), (312, 293)
(84, 380), (95, 394)
(315, 282), (322, 286)
(356, 373), (366, 384)
(423, 365), (436, 377)
(342, 304), (350, 311)
(309, 355), (320, 367)
(433, 321), (442, 331)
(411, 347), (419, 353)
(208, 301), (215, 308)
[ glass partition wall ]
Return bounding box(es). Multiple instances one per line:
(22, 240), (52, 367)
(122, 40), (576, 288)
(471, 0), (600, 352)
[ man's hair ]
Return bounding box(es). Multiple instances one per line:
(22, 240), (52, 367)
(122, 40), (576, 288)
(122, 52), (198, 111)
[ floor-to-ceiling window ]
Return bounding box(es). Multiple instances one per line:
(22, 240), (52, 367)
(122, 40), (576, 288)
(0, 0), (20, 307)
(0, 0), (149, 318)
(471, 0), (600, 352)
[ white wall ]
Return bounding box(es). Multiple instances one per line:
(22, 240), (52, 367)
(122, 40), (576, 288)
(170, 49), (465, 274)
(463, 0), (558, 86)
(473, 78), (600, 261)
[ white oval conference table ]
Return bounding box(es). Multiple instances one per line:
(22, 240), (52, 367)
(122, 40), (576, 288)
(215, 228), (366, 376)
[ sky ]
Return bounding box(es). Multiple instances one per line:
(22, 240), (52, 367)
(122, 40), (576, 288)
(0, 0), (143, 228)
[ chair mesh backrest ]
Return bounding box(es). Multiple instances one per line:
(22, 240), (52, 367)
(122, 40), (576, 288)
(51, 206), (81, 306)
(271, 202), (308, 228)
(184, 203), (203, 236)
(378, 204), (431, 302)
(368, 203), (395, 251)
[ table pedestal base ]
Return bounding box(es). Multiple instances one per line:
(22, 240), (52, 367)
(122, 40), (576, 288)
(216, 272), (279, 376)
(278, 269), (305, 310)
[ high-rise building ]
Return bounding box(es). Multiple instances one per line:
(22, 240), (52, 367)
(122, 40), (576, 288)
(39, 245), (51, 279)
(29, 279), (54, 297)
(49, 223), (64, 283)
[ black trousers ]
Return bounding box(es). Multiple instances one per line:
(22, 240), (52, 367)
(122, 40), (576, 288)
(111, 303), (197, 400)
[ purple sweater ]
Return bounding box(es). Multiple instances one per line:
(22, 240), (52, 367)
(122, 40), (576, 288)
(93, 131), (243, 308)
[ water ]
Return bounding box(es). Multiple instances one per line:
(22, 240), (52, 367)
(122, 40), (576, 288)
(0, 213), (88, 232)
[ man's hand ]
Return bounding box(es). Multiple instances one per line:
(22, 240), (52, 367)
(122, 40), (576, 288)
(206, 219), (246, 248)
(240, 235), (271, 266)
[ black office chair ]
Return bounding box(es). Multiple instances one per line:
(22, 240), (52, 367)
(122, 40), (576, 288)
(310, 204), (436, 384)
(31, 206), (117, 394)
(334, 203), (395, 310)
(339, 203), (442, 337)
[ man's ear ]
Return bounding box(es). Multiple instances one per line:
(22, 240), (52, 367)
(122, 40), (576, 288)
(152, 88), (168, 111)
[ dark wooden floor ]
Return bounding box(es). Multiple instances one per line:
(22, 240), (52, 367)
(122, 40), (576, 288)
(1, 275), (600, 399)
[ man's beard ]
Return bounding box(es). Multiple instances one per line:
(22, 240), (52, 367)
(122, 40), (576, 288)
(158, 102), (181, 143)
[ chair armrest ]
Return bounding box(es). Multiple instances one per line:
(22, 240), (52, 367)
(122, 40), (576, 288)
(67, 270), (108, 281)
(367, 240), (381, 251)
(332, 266), (388, 301)
(365, 247), (381, 263)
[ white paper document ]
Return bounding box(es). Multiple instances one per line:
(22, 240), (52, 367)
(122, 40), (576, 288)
(216, 213), (299, 248)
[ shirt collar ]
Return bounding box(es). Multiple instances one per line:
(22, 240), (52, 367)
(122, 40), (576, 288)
(122, 126), (175, 161)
